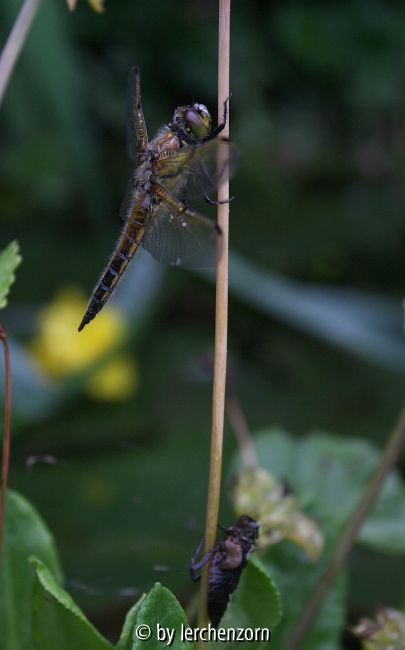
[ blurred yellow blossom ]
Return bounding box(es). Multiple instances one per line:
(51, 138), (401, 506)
(87, 0), (104, 12)
(85, 357), (138, 402)
(31, 287), (138, 401)
(66, 0), (104, 13)
(233, 467), (324, 562)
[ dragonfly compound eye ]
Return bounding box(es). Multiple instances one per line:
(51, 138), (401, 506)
(185, 104), (212, 139)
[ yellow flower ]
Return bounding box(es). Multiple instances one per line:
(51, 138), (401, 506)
(31, 287), (138, 401)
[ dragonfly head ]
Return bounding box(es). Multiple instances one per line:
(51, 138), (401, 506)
(173, 103), (212, 140)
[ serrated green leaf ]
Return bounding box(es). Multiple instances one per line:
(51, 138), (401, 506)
(217, 554), (282, 649)
(123, 582), (192, 650)
(0, 241), (21, 309)
(0, 490), (62, 650)
(31, 557), (113, 650)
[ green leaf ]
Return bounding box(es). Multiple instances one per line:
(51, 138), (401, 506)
(120, 582), (193, 650)
(219, 554), (282, 649)
(0, 490), (62, 650)
(31, 557), (113, 650)
(0, 241), (21, 309)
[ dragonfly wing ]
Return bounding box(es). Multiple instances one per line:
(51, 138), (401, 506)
(126, 66), (148, 162)
(158, 138), (237, 199)
(142, 201), (221, 269)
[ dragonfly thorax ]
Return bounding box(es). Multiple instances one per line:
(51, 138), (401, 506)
(172, 102), (212, 140)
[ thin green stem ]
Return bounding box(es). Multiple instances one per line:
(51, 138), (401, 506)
(0, 0), (42, 108)
(0, 326), (12, 552)
(226, 393), (258, 470)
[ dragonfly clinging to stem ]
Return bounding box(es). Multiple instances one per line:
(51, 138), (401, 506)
(78, 66), (234, 332)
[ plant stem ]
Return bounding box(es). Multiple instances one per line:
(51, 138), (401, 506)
(226, 393), (258, 470)
(197, 0), (231, 635)
(0, 326), (12, 552)
(0, 0), (42, 108)
(284, 405), (405, 650)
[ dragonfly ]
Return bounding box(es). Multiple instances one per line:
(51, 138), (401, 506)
(78, 66), (233, 331)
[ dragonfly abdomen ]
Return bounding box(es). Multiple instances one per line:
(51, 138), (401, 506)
(78, 202), (148, 331)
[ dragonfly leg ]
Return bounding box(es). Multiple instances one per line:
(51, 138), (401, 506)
(190, 538), (215, 581)
(201, 93), (232, 143)
(204, 193), (235, 206)
(220, 93), (232, 127)
(153, 182), (221, 234)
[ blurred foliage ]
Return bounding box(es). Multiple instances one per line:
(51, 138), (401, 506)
(230, 429), (405, 649)
(1, 0), (405, 646)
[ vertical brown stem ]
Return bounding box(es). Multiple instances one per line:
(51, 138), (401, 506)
(226, 393), (258, 470)
(0, 326), (12, 552)
(197, 0), (231, 635)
